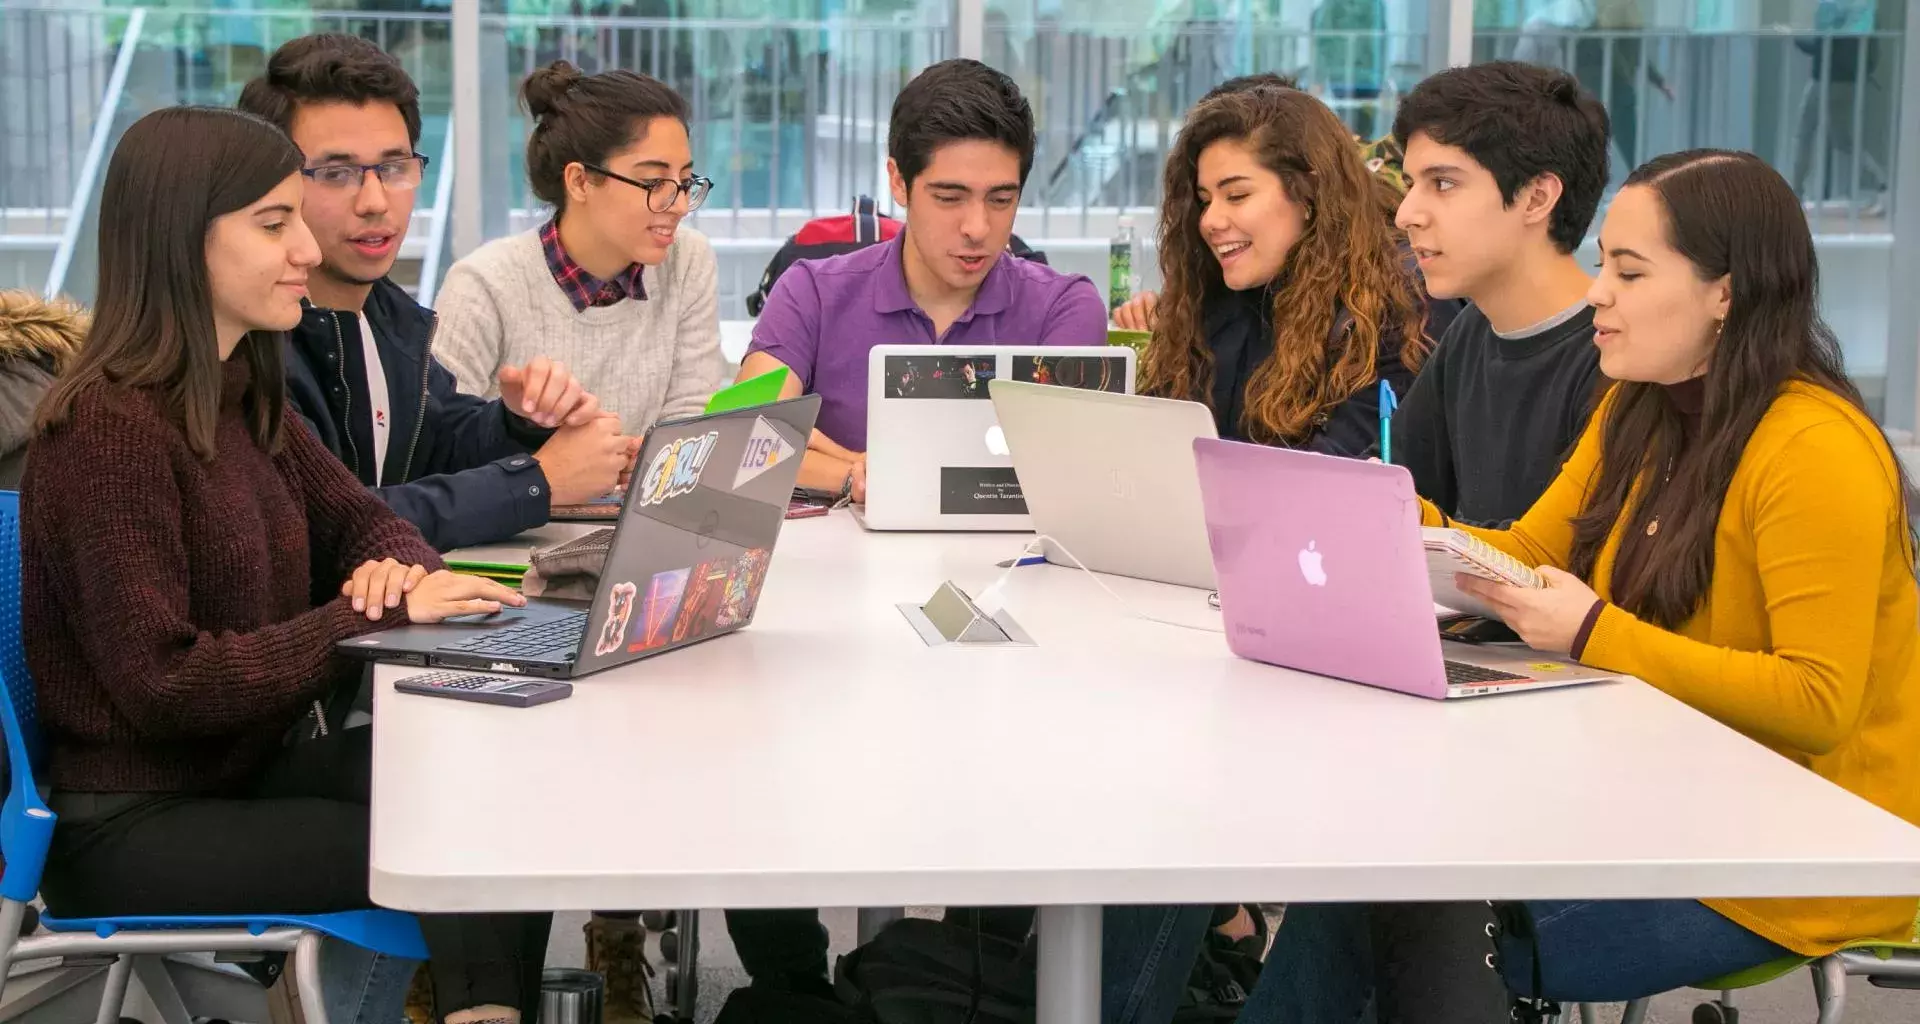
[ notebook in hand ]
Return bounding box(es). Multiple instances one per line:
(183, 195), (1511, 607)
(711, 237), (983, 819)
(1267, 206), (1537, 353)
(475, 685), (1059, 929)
(1423, 527), (1541, 620)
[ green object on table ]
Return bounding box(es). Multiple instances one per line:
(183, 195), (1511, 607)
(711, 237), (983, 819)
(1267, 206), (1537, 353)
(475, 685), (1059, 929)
(1108, 328), (1151, 353)
(707, 367), (789, 414)
(447, 559), (529, 577)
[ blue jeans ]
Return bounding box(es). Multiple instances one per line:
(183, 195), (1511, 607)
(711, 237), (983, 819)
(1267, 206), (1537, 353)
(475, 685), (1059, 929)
(321, 943), (419, 1024)
(1101, 905), (1214, 1024)
(1497, 899), (1793, 1004)
(1232, 900), (1792, 1024)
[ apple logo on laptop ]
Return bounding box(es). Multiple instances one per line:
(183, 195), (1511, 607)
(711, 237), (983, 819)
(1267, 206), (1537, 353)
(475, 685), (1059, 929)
(984, 423), (1010, 456)
(1298, 541), (1328, 587)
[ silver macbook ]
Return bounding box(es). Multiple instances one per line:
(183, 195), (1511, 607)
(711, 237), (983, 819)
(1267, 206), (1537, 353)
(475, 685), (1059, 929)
(856, 345), (1136, 531)
(988, 379), (1219, 589)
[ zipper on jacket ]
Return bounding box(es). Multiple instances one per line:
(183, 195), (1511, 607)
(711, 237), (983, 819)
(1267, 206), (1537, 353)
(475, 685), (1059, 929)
(397, 313), (436, 484)
(309, 698), (330, 739)
(330, 312), (361, 479)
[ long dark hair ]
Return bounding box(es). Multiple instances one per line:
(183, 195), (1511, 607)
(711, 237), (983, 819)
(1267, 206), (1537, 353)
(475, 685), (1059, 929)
(38, 106), (298, 460)
(1139, 85), (1425, 446)
(1570, 149), (1917, 628)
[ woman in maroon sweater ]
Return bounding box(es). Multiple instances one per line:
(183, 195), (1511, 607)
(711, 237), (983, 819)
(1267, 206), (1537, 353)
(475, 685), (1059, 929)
(24, 106), (546, 1024)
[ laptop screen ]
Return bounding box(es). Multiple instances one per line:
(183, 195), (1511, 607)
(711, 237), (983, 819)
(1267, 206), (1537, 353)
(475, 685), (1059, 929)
(879, 352), (1131, 401)
(572, 394), (821, 676)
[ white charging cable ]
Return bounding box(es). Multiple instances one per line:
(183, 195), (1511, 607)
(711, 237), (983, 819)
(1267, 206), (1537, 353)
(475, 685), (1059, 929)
(973, 534), (1224, 634)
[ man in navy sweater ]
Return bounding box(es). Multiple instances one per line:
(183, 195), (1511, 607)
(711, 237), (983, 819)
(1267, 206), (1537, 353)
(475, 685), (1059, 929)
(240, 34), (631, 552)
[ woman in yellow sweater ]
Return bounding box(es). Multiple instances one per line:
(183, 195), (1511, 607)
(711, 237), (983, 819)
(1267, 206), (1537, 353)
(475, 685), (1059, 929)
(1438, 147), (1920, 1009)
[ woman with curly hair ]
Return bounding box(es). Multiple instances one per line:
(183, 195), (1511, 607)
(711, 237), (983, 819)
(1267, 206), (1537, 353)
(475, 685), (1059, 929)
(1139, 83), (1433, 455)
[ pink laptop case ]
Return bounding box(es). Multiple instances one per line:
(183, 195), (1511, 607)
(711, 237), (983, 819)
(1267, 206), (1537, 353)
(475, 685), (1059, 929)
(1193, 437), (1452, 699)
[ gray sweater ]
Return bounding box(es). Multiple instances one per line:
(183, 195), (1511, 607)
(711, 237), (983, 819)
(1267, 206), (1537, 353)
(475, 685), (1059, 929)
(433, 226), (726, 431)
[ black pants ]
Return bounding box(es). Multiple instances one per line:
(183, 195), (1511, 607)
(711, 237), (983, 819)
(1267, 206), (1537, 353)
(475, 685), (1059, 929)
(41, 727), (551, 1020)
(725, 907), (1034, 985)
(1240, 901), (1510, 1023)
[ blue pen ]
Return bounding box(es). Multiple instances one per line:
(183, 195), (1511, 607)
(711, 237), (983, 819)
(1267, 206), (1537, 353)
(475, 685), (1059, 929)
(1377, 379), (1397, 464)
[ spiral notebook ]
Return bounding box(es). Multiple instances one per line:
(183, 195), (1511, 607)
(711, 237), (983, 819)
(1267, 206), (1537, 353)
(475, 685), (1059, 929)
(1423, 527), (1541, 619)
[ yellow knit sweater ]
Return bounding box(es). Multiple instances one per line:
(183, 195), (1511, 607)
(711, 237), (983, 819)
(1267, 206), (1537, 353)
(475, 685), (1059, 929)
(1424, 381), (1920, 955)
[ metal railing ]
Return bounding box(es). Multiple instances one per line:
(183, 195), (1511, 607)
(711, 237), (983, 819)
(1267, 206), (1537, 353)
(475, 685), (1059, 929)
(417, 119), (459, 308)
(993, 22), (1429, 237)
(0, 5), (455, 302)
(1475, 27), (1904, 236)
(43, 8), (145, 299)
(0, 8), (1909, 298)
(482, 12), (953, 229)
(0, 6), (130, 243)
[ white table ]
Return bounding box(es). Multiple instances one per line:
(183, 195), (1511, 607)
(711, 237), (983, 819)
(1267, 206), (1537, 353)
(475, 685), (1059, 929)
(371, 513), (1920, 1023)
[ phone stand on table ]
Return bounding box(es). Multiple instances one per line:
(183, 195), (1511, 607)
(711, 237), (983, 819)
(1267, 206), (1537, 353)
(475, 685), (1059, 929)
(898, 580), (1035, 647)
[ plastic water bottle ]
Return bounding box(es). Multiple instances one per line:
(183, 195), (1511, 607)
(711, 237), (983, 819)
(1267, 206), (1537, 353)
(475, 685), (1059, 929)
(1109, 215), (1136, 313)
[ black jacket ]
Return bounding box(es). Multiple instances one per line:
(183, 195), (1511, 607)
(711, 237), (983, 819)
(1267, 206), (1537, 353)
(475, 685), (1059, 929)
(286, 278), (555, 551)
(1200, 286), (1430, 457)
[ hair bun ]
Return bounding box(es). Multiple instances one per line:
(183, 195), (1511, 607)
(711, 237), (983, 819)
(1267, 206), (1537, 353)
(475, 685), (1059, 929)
(522, 61), (584, 120)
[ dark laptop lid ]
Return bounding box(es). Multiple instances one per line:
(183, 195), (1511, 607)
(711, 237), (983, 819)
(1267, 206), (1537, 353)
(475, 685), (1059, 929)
(571, 394), (822, 676)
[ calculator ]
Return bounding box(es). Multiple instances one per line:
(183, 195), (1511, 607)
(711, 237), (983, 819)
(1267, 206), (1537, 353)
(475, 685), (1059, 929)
(393, 671), (574, 708)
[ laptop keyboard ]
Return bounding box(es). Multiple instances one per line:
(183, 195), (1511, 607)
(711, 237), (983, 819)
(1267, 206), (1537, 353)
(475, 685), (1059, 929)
(441, 611), (588, 660)
(1444, 661), (1530, 687)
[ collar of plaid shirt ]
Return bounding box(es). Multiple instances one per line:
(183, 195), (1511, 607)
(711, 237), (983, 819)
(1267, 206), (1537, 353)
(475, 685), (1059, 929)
(540, 218), (649, 312)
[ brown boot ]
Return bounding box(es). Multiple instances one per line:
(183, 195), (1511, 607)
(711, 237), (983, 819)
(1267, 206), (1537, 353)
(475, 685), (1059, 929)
(404, 964), (434, 1024)
(584, 915), (656, 1024)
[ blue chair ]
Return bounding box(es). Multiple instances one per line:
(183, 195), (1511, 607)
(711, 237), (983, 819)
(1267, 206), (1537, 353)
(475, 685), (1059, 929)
(0, 490), (428, 1024)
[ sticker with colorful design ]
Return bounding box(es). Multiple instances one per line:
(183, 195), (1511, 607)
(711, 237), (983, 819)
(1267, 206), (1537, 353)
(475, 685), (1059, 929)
(596, 581), (638, 656)
(628, 567), (691, 653)
(637, 431), (719, 506)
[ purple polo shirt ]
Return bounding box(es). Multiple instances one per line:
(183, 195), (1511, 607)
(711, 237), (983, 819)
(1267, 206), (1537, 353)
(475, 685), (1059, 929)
(745, 232), (1108, 451)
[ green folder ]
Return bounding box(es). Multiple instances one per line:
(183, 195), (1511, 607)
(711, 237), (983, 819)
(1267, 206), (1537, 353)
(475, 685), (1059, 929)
(446, 559), (530, 578)
(706, 367), (789, 414)
(1107, 328), (1152, 353)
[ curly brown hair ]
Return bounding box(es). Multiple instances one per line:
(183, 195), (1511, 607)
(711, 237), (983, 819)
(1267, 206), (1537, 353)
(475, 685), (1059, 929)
(1139, 86), (1426, 446)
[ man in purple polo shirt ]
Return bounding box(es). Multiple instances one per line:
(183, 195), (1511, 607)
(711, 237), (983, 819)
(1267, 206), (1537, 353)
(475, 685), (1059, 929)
(736, 57), (1108, 505)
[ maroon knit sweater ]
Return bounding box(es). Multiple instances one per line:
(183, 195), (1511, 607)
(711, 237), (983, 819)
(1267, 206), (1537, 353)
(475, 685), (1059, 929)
(22, 358), (444, 794)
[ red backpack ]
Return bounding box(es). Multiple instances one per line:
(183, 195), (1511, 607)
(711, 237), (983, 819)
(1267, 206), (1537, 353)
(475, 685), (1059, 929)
(745, 195), (1048, 316)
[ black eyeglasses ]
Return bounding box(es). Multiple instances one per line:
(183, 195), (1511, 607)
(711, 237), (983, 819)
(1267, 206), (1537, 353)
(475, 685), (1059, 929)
(301, 154), (430, 194)
(582, 164), (713, 213)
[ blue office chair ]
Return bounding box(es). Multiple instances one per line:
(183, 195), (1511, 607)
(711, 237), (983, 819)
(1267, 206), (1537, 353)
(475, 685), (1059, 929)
(0, 490), (428, 1024)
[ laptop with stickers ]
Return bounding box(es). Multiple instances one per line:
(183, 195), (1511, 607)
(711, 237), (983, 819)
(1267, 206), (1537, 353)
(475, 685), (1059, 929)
(337, 395), (821, 679)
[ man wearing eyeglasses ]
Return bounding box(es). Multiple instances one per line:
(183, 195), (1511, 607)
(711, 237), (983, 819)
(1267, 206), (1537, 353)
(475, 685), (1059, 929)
(239, 35), (633, 553)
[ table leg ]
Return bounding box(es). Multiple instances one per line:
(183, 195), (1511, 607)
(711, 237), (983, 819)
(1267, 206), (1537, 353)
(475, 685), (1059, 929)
(856, 907), (904, 944)
(1037, 905), (1102, 1024)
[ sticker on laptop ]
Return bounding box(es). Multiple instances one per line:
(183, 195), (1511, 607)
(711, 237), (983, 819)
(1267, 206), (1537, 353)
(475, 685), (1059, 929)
(628, 567), (691, 653)
(672, 559), (734, 644)
(735, 417), (797, 488)
(637, 431), (719, 506)
(1529, 662), (1569, 673)
(716, 548), (772, 629)
(596, 581), (638, 656)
